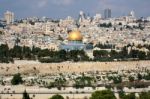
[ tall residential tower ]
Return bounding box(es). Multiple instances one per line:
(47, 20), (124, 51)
(4, 11), (14, 24)
(104, 8), (111, 19)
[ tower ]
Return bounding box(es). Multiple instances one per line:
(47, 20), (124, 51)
(78, 11), (86, 22)
(4, 11), (14, 24)
(104, 8), (111, 19)
(129, 10), (135, 17)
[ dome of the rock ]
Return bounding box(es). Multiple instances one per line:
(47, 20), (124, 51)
(68, 30), (83, 41)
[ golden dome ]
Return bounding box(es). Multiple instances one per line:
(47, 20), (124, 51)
(68, 30), (83, 41)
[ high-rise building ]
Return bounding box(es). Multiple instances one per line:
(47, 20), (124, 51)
(78, 11), (86, 22)
(4, 10), (14, 24)
(104, 8), (111, 19)
(147, 17), (150, 21)
(129, 10), (135, 17)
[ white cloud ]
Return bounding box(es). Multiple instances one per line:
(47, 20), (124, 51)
(51, 0), (74, 5)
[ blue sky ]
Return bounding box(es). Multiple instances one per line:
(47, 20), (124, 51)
(0, 0), (150, 19)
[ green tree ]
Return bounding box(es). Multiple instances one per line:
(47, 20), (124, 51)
(22, 46), (32, 59)
(0, 44), (10, 63)
(108, 22), (112, 27)
(119, 90), (125, 99)
(128, 76), (134, 82)
(50, 94), (64, 99)
(110, 50), (119, 59)
(0, 44), (9, 58)
(129, 49), (138, 58)
(139, 92), (150, 99)
(68, 50), (78, 61)
(93, 50), (109, 59)
(121, 93), (136, 99)
(32, 46), (41, 55)
(98, 23), (112, 28)
(15, 37), (20, 46)
(90, 90), (116, 99)
(11, 73), (23, 85)
(138, 51), (146, 60)
(22, 90), (30, 99)
(119, 22), (122, 25)
(74, 76), (94, 88)
(137, 73), (142, 80)
(120, 46), (128, 58)
(143, 73), (150, 80)
(113, 76), (122, 84)
(10, 45), (23, 59)
(38, 49), (50, 57)
(58, 50), (67, 60)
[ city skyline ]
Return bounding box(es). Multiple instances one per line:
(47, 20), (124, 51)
(0, 0), (150, 19)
